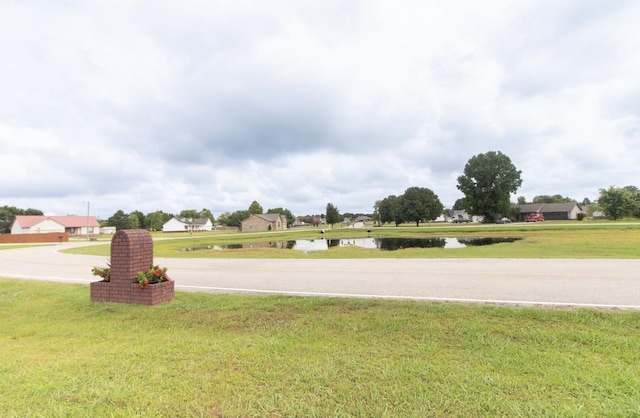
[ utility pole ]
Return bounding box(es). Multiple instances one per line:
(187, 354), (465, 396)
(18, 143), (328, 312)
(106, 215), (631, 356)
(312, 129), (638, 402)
(86, 201), (90, 241)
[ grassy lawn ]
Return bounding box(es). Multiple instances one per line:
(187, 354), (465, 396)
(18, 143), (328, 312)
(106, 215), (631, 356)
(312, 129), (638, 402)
(1, 278), (639, 417)
(63, 221), (640, 259)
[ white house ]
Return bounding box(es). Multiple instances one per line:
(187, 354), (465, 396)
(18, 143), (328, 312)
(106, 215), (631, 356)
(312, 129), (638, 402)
(162, 217), (213, 233)
(11, 215), (101, 236)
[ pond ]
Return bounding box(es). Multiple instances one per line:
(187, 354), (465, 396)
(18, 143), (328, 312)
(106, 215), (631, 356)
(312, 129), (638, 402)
(181, 237), (522, 253)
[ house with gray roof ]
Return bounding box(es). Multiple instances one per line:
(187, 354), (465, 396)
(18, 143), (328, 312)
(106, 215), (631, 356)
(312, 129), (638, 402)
(517, 202), (584, 221)
(162, 217), (213, 232)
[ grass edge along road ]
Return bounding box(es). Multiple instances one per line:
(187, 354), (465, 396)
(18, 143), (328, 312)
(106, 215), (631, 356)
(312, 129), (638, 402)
(1, 278), (639, 417)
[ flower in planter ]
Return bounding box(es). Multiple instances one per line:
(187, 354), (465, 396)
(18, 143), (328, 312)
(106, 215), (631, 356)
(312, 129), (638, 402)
(91, 261), (111, 282)
(136, 265), (169, 288)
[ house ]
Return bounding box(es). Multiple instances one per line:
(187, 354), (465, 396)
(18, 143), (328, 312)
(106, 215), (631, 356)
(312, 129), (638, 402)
(354, 215), (372, 223)
(516, 203), (584, 221)
(162, 217), (213, 233)
(241, 214), (288, 232)
(443, 210), (481, 223)
(11, 215), (101, 236)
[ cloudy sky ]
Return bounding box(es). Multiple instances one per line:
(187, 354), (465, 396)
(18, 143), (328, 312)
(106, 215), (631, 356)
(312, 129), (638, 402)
(1, 0), (639, 220)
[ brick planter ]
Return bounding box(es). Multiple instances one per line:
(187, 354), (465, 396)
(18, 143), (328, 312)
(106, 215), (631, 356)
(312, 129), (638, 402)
(130, 280), (175, 305)
(90, 229), (174, 306)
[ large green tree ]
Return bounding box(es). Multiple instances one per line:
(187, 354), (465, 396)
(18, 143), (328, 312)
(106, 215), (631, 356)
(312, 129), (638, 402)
(325, 203), (340, 227)
(378, 195), (401, 226)
(598, 186), (636, 220)
(457, 151), (522, 222)
(398, 187), (444, 227)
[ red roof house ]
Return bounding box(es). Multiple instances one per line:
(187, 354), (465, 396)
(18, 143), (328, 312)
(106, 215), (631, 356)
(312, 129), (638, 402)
(11, 215), (101, 236)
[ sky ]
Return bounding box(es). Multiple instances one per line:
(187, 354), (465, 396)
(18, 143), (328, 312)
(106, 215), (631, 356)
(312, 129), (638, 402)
(1, 0), (639, 220)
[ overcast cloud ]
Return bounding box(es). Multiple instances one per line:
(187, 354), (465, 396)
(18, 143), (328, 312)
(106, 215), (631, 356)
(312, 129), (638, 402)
(1, 0), (639, 219)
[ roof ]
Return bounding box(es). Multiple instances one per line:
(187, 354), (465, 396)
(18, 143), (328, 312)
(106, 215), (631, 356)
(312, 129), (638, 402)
(13, 215), (101, 228)
(173, 217), (211, 225)
(253, 214), (285, 222)
(517, 203), (582, 213)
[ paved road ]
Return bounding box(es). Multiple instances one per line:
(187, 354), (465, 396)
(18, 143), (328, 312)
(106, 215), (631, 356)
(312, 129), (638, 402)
(1, 242), (639, 309)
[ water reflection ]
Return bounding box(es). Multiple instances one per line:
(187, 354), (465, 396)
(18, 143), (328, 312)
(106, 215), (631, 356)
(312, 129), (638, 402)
(181, 237), (521, 252)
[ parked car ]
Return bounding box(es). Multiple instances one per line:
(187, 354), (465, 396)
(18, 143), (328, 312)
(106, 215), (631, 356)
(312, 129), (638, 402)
(524, 213), (545, 222)
(452, 217), (471, 223)
(496, 217), (511, 224)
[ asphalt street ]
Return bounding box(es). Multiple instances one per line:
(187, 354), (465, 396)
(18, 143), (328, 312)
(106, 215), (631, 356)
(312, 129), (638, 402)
(1, 242), (639, 309)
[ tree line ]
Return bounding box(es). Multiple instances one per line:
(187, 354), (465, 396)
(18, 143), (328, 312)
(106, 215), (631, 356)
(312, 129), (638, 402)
(4, 151), (640, 232)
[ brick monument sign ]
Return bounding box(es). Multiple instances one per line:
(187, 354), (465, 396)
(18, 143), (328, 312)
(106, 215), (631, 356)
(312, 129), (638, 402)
(90, 229), (174, 305)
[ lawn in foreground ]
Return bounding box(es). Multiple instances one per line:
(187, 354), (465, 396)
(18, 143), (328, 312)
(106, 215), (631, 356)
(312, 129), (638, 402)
(1, 278), (639, 417)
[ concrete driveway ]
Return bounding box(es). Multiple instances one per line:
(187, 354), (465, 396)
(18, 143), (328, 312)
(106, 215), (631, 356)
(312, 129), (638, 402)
(1, 242), (639, 309)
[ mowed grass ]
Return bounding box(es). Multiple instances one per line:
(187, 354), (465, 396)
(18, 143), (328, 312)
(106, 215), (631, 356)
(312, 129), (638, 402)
(64, 221), (640, 259)
(1, 278), (639, 417)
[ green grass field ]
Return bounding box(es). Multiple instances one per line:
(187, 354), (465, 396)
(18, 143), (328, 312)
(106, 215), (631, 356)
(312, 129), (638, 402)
(3, 221), (640, 416)
(1, 279), (639, 417)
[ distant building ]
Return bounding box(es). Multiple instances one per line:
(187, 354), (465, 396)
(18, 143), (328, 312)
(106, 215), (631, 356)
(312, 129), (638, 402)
(241, 214), (288, 232)
(162, 217), (213, 232)
(11, 215), (101, 236)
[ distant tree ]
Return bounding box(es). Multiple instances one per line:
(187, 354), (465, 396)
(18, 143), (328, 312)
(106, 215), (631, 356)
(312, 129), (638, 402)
(585, 203), (600, 218)
(398, 187), (444, 227)
(128, 212), (141, 229)
(199, 208), (215, 223)
(325, 203), (340, 227)
(373, 201), (382, 226)
(146, 210), (172, 231)
(216, 212), (231, 226)
(179, 209), (199, 219)
(378, 195), (402, 226)
(248, 201), (263, 215)
(532, 194), (575, 204)
(453, 198), (468, 210)
(623, 186), (640, 217)
(582, 197), (592, 206)
(227, 210), (250, 228)
(267, 207), (295, 227)
(0, 206), (44, 233)
(598, 186), (635, 220)
(517, 196), (527, 205)
(457, 151), (523, 222)
(107, 210), (131, 230)
(129, 210), (145, 228)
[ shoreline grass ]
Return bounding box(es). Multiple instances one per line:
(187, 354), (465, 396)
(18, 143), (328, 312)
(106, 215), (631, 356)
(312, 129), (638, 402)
(1, 278), (639, 417)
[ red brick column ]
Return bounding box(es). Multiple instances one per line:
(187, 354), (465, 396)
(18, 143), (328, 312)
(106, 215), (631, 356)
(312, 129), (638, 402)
(110, 230), (153, 285)
(90, 229), (174, 305)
